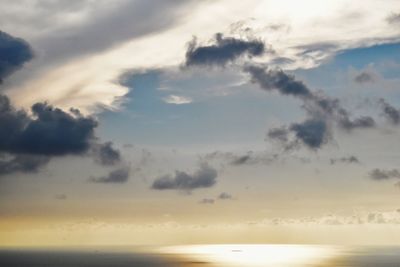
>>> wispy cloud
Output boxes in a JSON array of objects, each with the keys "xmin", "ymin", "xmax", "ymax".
[{"xmin": 162, "ymin": 95, "xmax": 192, "ymax": 105}]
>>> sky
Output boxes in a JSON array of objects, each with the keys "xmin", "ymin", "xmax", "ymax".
[{"xmin": 1, "ymin": 0, "xmax": 400, "ymax": 247}]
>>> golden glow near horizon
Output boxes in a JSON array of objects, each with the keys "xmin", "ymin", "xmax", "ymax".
[{"xmin": 163, "ymin": 244, "xmax": 338, "ymax": 267}]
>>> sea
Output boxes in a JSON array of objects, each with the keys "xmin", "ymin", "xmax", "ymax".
[{"xmin": 0, "ymin": 244, "xmax": 400, "ymax": 266}]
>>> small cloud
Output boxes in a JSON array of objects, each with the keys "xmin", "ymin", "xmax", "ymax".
[
  {"xmin": 93, "ymin": 142, "xmax": 121, "ymax": 166},
  {"xmin": 369, "ymin": 168, "xmax": 400, "ymax": 180},
  {"xmin": 205, "ymin": 150, "xmax": 279, "ymax": 166},
  {"xmin": 151, "ymin": 163, "xmax": 217, "ymax": 192},
  {"xmin": 218, "ymin": 192, "xmax": 233, "ymax": 200},
  {"xmin": 330, "ymin": 156, "xmax": 360, "ymax": 165},
  {"xmin": 89, "ymin": 167, "xmax": 130, "ymax": 184},
  {"xmin": 199, "ymin": 198, "xmax": 215, "ymax": 204},
  {"xmin": 354, "ymin": 71, "xmax": 375, "ymax": 84},
  {"xmin": 163, "ymin": 95, "xmax": 192, "ymax": 105},
  {"xmin": 379, "ymin": 98, "xmax": 400, "ymax": 125},
  {"xmin": 0, "ymin": 154, "xmax": 50, "ymax": 175}
]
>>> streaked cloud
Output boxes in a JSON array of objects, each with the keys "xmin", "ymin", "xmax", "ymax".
[{"xmin": 330, "ymin": 156, "xmax": 360, "ymax": 165}]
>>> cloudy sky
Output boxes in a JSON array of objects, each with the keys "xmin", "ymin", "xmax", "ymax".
[{"xmin": 1, "ymin": 0, "xmax": 400, "ymax": 246}]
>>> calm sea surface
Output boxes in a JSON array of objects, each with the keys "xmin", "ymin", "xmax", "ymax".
[{"xmin": 1, "ymin": 245, "xmax": 400, "ymax": 266}]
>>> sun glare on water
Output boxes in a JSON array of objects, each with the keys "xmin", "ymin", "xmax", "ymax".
[{"xmin": 164, "ymin": 244, "xmax": 338, "ymax": 267}]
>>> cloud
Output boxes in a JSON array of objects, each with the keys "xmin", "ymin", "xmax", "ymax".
[
  {"xmin": 204, "ymin": 150, "xmax": 279, "ymax": 166},
  {"xmin": 0, "ymin": 94, "xmax": 126, "ymax": 175},
  {"xmin": 0, "ymin": 32, "xmax": 126, "ymax": 176},
  {"xmin": 369, "ymin": 168, "xmax": 400, "ymax": 180},
  {"xmin": 185, "ymin": 33, "xmax": 265, "ymax": 67},
  {"xmin": 330, "ymin": 156, "xmax": 360, "ymax": 165},
  {"xmin": 0, "ymin": 31, "xmax": 33, "ymax": 82},
  {"xmin": 246, "ymin": 65, "xmax": 375, "ymax": 150},
  {"xmin": 337, "ymin": 111, "xmax": 376, "ymax": 131},
  {"xmin": 289, "ymin": 119, "xmax": 329, "ymax": 149},
  {"xmin": 267, "ymin": 127, "xmax": 289, "ymax": 143},
  {"xmin": 0, "ymin": 154, "xmax": 49, "ymax": 175},
  {"xmin": 244, "ymin": 65, "xmax": 311, "ymax": 98},
  {"xmin": 218, "ymin": 192, "xmax": 233, "ymax": 200},
  {"xmin": 354, "ymin": 71, "xmax": 375, "ymax": 84},
  {"xmin": 268, "ymin": 120, "xmax": 331, "ymax": 151},
  {"xmin": 151, "ymin": 163, "xmax": 217, "ymax": 191},
  {"xmin": 255, "ymin": 209, "xmax": 400, "ymax": 226},
  {"xmin": 199, "ymin": 198, "xmax": 215, "ymax": 204},
  {"xmin": 379, "ymin": 98, "xmax": 400, "ymax": 125},
  {"xmin": 0, "ymin": 0, "xmax": 194, "ymax": 70},
  {"xmin": 90, "ymin": 166, "xmax": 130, "ymax": 184},
  {"xmin": 0, "ymin": 95, "xmax": 97, "ymax": 156},
  {"xmin": 93, "ymin": 142, "xmax": 121, "ymax": 166},
  {"xmin": 230, "ymin": 155, "xmax": 252, "ymax": 165},
  {"xmin": 3, "ymin": 1, "xmax": 400, "ymax": 113},
  {"xmin": 387, "ymin": 12, "xmax": 400, "ymax": 24},
  {"xmin": 162, "ymin": 95, "xmax": 192, "ymax": 105}
]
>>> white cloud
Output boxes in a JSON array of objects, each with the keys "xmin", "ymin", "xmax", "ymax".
[
  {"xmin": 163, "ymin": 95, "xmax": 193, "ymax": 105},
  {"xmin": 2, "ymin": 0, "xmax": 400, "ymax": 113}
]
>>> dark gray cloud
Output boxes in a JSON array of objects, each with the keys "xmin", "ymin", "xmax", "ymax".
[
  {"xmin": 199, "ymin": 198, "xmax": 215, "ymax": 204},
  {"xmin": 387, "ymin": 13, "xmax": 400, "ymax": 24},
  {"xmin": 354, "ymin": 71, "xmax": 375, "ymax": 84},
  {"xmin": 330, "ymin": 156, "xmax": 360, "ymax": 165},
  {"xmin": 151, "ymin": 164, "xmax": 217, "ymax": 191},
  {"xmin": 379, "ymin": 98, "xmax": 400, "ymax": 125},
  {"xmin": 0, "ymin": 95, "xmax": 97, "ymax": 156},
  {"xmin": 369, "ymin": 168, "xmax": 400, "ymax": 180},
  {"xmin": 218, "ymin": 192, "xmax": 233, "ymax": 200},
  {"xmin": 0, "ymin": 94, "xmax": 125, "ymax": 175},
  {"xmin": 185, "ymin": 33, "xmax": 265, "ymax": 67},
  {"xmin": 267, "ymin": 127, "xmax": 289, "ymax": 143},
  {"xmin": 337, "ymin": 110, "xmax": 375, "ymax": 131},
  {"xmin": 0, "ymin": 154, "xmax": 49, "ymax": 175},
  {"xmin": 231, "ymin": 155, "xmax": 252, "ymax": 165},
  {"xmin": 93, "ymin": 142, "xmax": 121, "ymax": 166},
  {"xmin": 289, "ymin": 119, "xmax": 329, "ymax": 149},
  {"xmin": 0, "ymin": 31, "xmax": 33, "ymax": 82},
  {"xmin": 268, "ymin": 120, "xmax": 331, "ymax": 151},
  {"xmin": 0, "ymin": 32, "xmax": 124, "ymax": 176},
  {"xmin": 90, "ymin": 167, "xmax": 130, "ymax": 184},
  {"xmin": 244, "ymin": 65, "xmax": 312, "ymax": 98},
  {"xmin": 246, "ymin": 65, "xmax": 375, "ymax": 150}
]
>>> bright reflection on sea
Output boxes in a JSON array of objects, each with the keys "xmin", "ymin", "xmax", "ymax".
[{"xmin": 163, "ymin": 244, "xmax": 339, "ymax": 267}]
